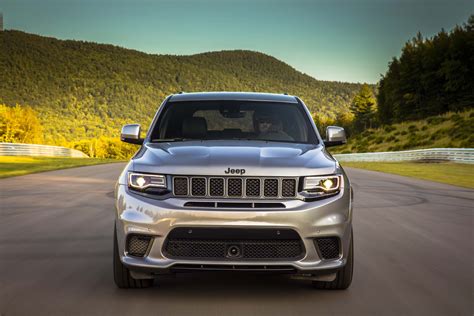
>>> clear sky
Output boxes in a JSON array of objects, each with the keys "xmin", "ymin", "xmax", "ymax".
[{"xmin": 1, "ymin": 0, "xmax": 472, "ymax": 83}]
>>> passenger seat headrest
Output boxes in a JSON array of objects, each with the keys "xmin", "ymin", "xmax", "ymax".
[{"xmin": 182, "ymin": 117, "xmax": 207, "ymax": 139}]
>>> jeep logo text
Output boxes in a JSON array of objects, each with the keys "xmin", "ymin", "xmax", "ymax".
[{"xmin": 224, "ymin": 168, "xmax": 246, "ymax": 175}]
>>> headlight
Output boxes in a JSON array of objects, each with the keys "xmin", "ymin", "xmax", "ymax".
[
  {"xmin": 303, "ymin": 175, "xmax": 341, "ymax": 198},
  {"xmin": 128, "ymin": 172, "xmax": 166, "ymax": 190}
]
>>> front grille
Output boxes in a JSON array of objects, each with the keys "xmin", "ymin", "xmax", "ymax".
[
  {"xmin": 264, "ymin": 179, "xmax": 278, "ymax": 197},
  {"xmin": 209, "ymin": 178, "xmax": 224, "ymax": 196},
  {"xmin": 126, "ymin": 235, "xmax": 152, "ymax": 257},
  {"xmin": 228, "ymin": 178, "xmax": 243, "ymax": 197},
  {"xmin": 282, "ymin": 179, "xmax": 297, "ymax": 197},
  {"xmin": 245, "ymin": 178, "xmax": 261, "ymax": 197},
  {"xmin": 315, "ymin": 237, "xmax": 340, "ymax": 259},
  {"xmin": 163, "ymin": 228, "xmax": 305, "ymax": 261},
  {"xmin": 172, "ymin": 176, "xmax": 298, "ymax": 199},
  {"xmin": 191, "ymin": 177, "xmax": 206, "ymax": 196},
  {"xmin": 173, "ymin": 177, "xmax": 188, "ymax": 196}
]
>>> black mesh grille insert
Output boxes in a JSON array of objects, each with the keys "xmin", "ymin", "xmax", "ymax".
[
  {"xmin": 242, "ymin": 240, "xmax": 303, "ymax": 259},
  {"xmin": 191, "ymin": 177, "xmax": 206, "ymax": 196},
  {"xmin": 164, "ymin": 228, "xmax": 305, "ymax": 261},
  {"xmin": 227, "ymin": 178, "xmax": 243, "ymax": 197},
  {"xmin": 166, "ymin": 239, "xmax": 226, "ymax": 258},
  {"xmin": 165, "ymin": 239, "xmax": 304, "ymax": 260},
  {"xmin": 127, "ymin": 235, "xmax": 152, "ymax": 257},
  {"xmin": 281, "ymin": 179, "xmax": 296, "ymax": 197},
  {"xmin": 315, "ymin": 237, "xmax": 340, "ymax": 259},
  {"xmin": 173, "ymin": 177, "xmax": 188, "ymax": 196},
  {"xmin": 245, "ymin": 178, "xmax": 261, "ymax": 197},
  {"xmin": 264, "ymin": 179, "xmax": 278, "ymax": 197},
  {"xmin": 209, "ymin": 178, "xmax": 224, "ymax": 196}
]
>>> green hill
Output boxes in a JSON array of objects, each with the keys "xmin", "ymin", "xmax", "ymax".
[
  {"xmin": 0, "ymin": 30, "xmax": 365, "ymax": 144},
  {"xmin": 331, "ymin": 109, "xmax": 474, "ymax": 154}
]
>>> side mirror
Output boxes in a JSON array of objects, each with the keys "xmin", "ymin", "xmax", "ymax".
[
  {"xmin": 324, "ymin": 126, "xmax": 347, "ymax": 147},
  {"xmin": 121, "ymin": 124, "xmax": 143, "ymax": 145}
]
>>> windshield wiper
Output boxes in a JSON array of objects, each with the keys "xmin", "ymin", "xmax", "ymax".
[{"xmin": 151, "ymin": 138, "xmax": 189, "ymax": 143}]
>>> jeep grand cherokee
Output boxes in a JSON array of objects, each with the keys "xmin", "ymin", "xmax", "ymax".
[{"xmin": 114, "ymin": 92, "xmax": 353, "ymax": 289}]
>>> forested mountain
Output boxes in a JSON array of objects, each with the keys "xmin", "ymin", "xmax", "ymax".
[
  {"xmin": 0, "ymin": 30, "xmax": 364, "ymax": 143},
  {"xmin": 377, "ymin": 16, "xmax": 474, "ymax": 124}
]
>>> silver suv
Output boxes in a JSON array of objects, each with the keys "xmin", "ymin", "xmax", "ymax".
[{"xmin": 114, "ymin": 92, "xmax": 353, "ymax": 289}]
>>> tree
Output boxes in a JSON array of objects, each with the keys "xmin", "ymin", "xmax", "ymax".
[
  {"xmin": 350, "ymin": 84, "xmax": 377, "ymax": 132},
  {"xmin": 0, "ymin": 104, "xmax": 44, "ymax": 143},
  {"xmin": 376, "ymin": 15, "xmax": 474, "ymax": 123}
]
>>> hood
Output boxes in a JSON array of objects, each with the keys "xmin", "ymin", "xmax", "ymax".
[{"xmin": 132, "ymin": 140, "xmax": 337, "ymax": 177}]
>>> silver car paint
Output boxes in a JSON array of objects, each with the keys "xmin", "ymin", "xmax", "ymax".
[
  {"xmin": 115, "ymin": 92, "xmax": 352, "ymax": 274},
  {"xmin": 126, "ymin": 141, "xmax": 337, "ymax": 178}
]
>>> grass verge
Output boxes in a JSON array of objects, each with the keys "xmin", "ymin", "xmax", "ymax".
[
  {"xmin": 341, "ymin": 161, "xmax": 474, "ymax": 189},
  {"xmin": 0, "ymin": 156, "xmax": 122, "ymax": 179}
]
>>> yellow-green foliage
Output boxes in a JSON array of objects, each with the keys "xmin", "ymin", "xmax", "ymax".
[
  {"xmin": 331, "ymin": 109, "xmax": 474, "ymax": 154},
  {"xmin": 0, "ymin": 104, "xmax": 44, "ymax": 143},
  {"xmin": 67, "ymin": 137, "xmax": 138, "ymax": 159},
  {"xmin": 0, "ymin": 103, "xmax": 137, "ymax": 159}
]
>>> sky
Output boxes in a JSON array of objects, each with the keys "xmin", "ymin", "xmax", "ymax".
[{"xmin": 1, "ymin": 0, "xmax": 472, "ymax": 83}]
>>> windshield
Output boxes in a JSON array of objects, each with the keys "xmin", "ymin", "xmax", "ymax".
[{"xmin": 150, "ymin": 101, "xmax": 318, "ymax": 144}]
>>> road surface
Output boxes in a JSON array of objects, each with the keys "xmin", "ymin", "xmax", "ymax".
[{"xmin": 0, "ymin": 163, "xmax": 472, "ymax": 315}]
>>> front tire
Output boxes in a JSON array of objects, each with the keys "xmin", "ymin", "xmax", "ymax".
[
  {"xmin": 313, "ymin": 229, "xmax": 354, "ymax": 290},
  {"xmin": 113, "ymin": 227, "xmax": 154, "ymax": 289}
]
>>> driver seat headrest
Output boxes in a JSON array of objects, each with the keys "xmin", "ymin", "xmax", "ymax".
[{"xmin": 182, "ymin": 117, "xmax": 207, "ymax": 139}]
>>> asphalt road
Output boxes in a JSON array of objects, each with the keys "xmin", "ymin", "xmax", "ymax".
[{"xmin": 0, "ymin": 163, "xmax": 472, "ymax": 315}]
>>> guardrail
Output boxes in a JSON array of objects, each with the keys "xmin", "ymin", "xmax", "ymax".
[
  {"xmin": 0, "ymin": 142, "xmax": 88, "ymax": 158},
  {"xmin": 334, "ymin": 148, "xmax": 474, "ymax": 164}
]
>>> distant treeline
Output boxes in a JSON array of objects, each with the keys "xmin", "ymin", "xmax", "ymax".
[{"xmin": 377, "ymin": 15, "xmax": 474, "ymax": 124}]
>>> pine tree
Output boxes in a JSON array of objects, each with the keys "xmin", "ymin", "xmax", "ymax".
[{"xmin": 350, "ymin": 84, "xmax": 377, "ymax": 132}]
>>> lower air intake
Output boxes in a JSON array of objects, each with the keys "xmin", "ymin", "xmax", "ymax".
[
  {"xmin": 127, "ymin": 235, "xmax": 152, "ymax": 257},
  {"xmin": 163, "ymin": 228, "xmax": 305, "ymax": 261},
  {"xmin": 314, "ymin": 237, "xmax": 340, "ymax": 259}
]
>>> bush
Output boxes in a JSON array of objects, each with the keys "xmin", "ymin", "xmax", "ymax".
[
  {"xmin": 451, "ymin": 113, "xmax": 462, "ymax": 122},
  {"xmin": 69, "ymin": 137, "xmax": 137, "ymax": 159},
  {"xmin": 0, "ymin": 104, "xmax": 44, "ymax": 143},
  {"xmin": 427, "ymin": 116, "xmax": 446, "ymax": 125},
  {"xmin": 384, "ymin": 125, "xmax": 395, "ymax": 132},
  {"xmin": 374, "ymin": 136, "xmax": 385, "ymax": 144}
]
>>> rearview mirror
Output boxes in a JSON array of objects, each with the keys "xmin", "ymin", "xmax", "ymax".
[
  {"xmin": 121, "ymin": 124, "xmax": 143, "ymax": 145},
  {"xmin": 324, "ymin": 126, "xmax": 347, "ymax": 147}
]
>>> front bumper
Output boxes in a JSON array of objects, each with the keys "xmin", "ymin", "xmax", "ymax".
[{"xmin": 115, "ymin": 180, "xmax": 352, "ymax": 274}]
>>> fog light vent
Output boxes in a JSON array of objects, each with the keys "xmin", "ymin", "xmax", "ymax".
[
  {"xmin": 315, "ymin": 237, "xmax": 340, "ymax": 259},
  {"xmin": 127, "ymin": 235, "xmax": 152, "ymax": 257}
]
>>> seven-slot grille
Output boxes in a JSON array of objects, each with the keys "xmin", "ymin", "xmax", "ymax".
[{"xmin": 172, "ymin": 176, "xmax": 297, "ymax": 199}]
